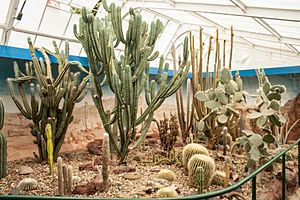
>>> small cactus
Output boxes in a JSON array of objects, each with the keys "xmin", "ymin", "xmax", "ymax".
[
  {"xmin": 102, "ymin": 133, "xmax": 110, "ymax": 190},
  {"xmin": 187, "ymin": 154, "xmax": 215, "ymax": 188},
  {"xmin": 57, "ymin": 157, "xmax": 63, "ymax": 195},
  {"xmin": 46, "ymin": 123, "xmax": 54, "ymax": 175},
  {"xmin": 157, "ymin": 169, "xmax": 175, "ymax": 181},
  {"xmin": 17, "ymin": 178, "xmax": 38, "ymax": 191},
  {"xmin": 67, "ymin": 165, "xmax": 73, "ymax": 193},
  {"xmin": 224, "ymin": 156, "xmax": 231, "ymax": 187},
  {"xmin": 196, "ymin": 166, "xmax": 204, "ymax": 194},
  {"xmin": 182, "ymin": 143, "xmax": 209, "ymax": 172},
  {"xmin": 211, "ymin": 171, "xmax": 226, "ymax": 186},
  {"xmin": 156, "ymin": 186, "xmax": 178, "ymax": 198},
  {"xmin": 57, "ymin": 157, "xmax": 73, "ymax": 196},
  {"xmin": 0, "ymin": 98, "xmax": 7, "ymax": 180}
]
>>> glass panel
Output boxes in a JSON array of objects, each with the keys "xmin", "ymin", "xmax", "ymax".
[
  {"xmin": 67, "ymin": 41, "xmax": 82, "ymax": 55},
  {"xmin": 242, "ymin": 0, "xmax": 300, "ymax": 9},
  {"xmin": 8, "ymin": 31, "xmax": 35, "ymax": 48},
  {"xmin": 174, "ymin": 0, "xmax": 233, "ymax": 5},
  {"xmin": 200, "ymin": 13, "xmax": 271, "ymax": 34},
  {"xmin": 140, "ymin": 10, "xmax": 155, "ymax": 23},
  {"xmin": 34, "ymin": 36, "xmax": 61, "ymax": 50},
  {"xmin": 15, "ymin": 0, "xmax": 47, "ymax": 31},
  {"xmin": 64, "ymin": 14, "xmax": 79, "ymax": 38},
  {"xmin": 264, "ymin": 19, "xmax": 300, "ymax": 38},
  {"xmin": 246, "ymin": 38, "xmax": 291, "ymax": 51},
  {"xmin": 295, "ymin": 45, "xmax": 300, "ymax": 52},
  {"xmin": 0, "ymin": 29, "xmax": 3, "ymax": 41},
  {"xmin": 38, "ymin": 6, "xmax": 71, "ymax": 36},
  {"xmin": 0, "ymin": 0, "xmax": 10, "ymax": 24},
  {"xmin": 80, "ymin": 48, "xmax": 86, "ymax": 57}
]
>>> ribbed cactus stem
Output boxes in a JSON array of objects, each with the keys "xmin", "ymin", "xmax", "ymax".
[
  {"xmin": 224, "ymin": 156, "xmax": 231, "ymax": 187},
  {"xmin": 46, "ymin": 124, "xmax": 54, "ymax": 175},
  {"xmin": 102, "ymin": 133, "xmax": 110, "ymax": 190},
  {"xmin": 57, "ymin": 157, "xmax": 64, "ymax": 196},
  {"xmin": 0, "ymin": 132, "xmax": 7, "ymax": 179},
  {"xmin": 67, "ymin": 165, "xmax": 73, "ymax": 194},
  {"xmin": 0, "ymin": 98, "xmax": 4, "ymax": 130},
  {"xmin": 196, "ymin": 166, "xmax": 204, "ymax": 194},
  {"xmin": 223, "ymin": 127, "xmax": 228, "ymax": 156},
  {"xmin": 62, "ymin": 164, "xmax": 68, "ymax": 195}
]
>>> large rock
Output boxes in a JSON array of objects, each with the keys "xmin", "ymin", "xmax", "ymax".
[
  {"xmin": 112, "ymin": 165, "xmax": 136, "ymax": 174},
  {"xmin": 87, "ymin": 139, "xmax": 103, "ymax": 155},
  {"xmin": 72, "ymin": 174, "xmax": 109, "ymax": 195},
  {"xmin": 283, "ymin": 93, "xmax": 300, "ymax": 143},
  {"xmin": 19, "ymin": 166, "xmax": 33, "ymax": 175},
  {"xmin": 78, "ymin": 162, "xmax": 98, "ymax": 172}
]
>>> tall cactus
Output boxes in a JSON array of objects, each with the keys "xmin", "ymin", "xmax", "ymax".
[
  {"xmin": 0, "ymin": 98, "xmax": 6, "ymax": 179},
  {"xmin": 46, "ymin": 123, "xmax": 54, "ymax": 175},
  {"xmin": 74, "ymin": 0, "xmax": 190, "ymax": 163},
  {"xmin": 7, "ymin": 40, "xmax": 89, "ymax": 161}
]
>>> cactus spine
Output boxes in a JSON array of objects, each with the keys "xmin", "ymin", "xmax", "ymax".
[
  {"xmin": 74, "ymin": 0, "xmax": 189, "ymax": 163},
  {"xmin": 182, "ymin": 143, "xmax": 209, "ymax": 172},
  {"xmin": 57, "ymin": 157, "xmax": 72, "ymax": 195},
  {"xmin": 0, "ymin": 98, "xmax": 6, "ymax": 180},
  {"xmin": 196, "ymin": 166, "xmax": 204, "ymax": 194},
  {"xmin": 7, "ymin": 40, "xmax": 89, "ymax": 161},
  {"xmin": 102, "ymin": 133, "xmax": 110, "ymax": 190},
  {"xmin": 46, "ymin": 124, "xmax": 54, "ymax": 175},
  {"xmin": 187, "ymin": 154, "xmax": 215, "ymax": 188}
]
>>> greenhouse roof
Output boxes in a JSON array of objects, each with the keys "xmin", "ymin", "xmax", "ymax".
[{"xmin": 0, "ymin": 0, "xmax": 300, "ymax": 71}]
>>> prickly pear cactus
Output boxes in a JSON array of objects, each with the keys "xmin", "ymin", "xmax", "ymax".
[
  {"xmin": 0, "ymin": 98, "xmax": 7, "ymax": 179},
  {"xmin": 182, "ymin": 143, "xmax": 209, "ymax": 172},
  {"xmin": 187, "ymin": 154, "xmax": 215, "ymax": 188}
]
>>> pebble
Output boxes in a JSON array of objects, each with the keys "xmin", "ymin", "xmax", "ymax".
[
  {"xmin": 19, "ymin": 166, "xmax": 34, "ymax": 175},
  {"xmin": 123, "ymin": 173, "xmax": 142, "ymax": 180}
]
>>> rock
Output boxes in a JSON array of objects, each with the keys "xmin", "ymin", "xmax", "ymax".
[
  {"xmin": 73, "ymin": 182, "xmax": 96, "ymax": 195},
  {"xmin": 93, "ymin": 156, "xmax": 102, "ymax": 165},
  {"xmin": 259, "ymin": 158, "xmax": 273, "ymax": 172},
  {"xmin": 87, "ymin": 139, "xmax": 103, "ymax": 155},
  {"xmin": 93, "ymin": 174, "xmax": 105, "ymax": 192},
  {"xmin": 145, "ymin": 178, "xmax": 179, "ymax": 195},
  {"xmin": 123, "ymin": 173, "xmax": 142, "ymax": 180},
  {"xmin": 19, "ymin": 166, "xmax": 33, "ymax": 175},
  {"xmin": 17, "ymin": 178, "xmax": 38, "ymax": 191},
  {"xmin": 132, "ymin": 155, "xmax": 142, "ymax": 162},
  {"xmin": 112, "ymin": 166, "xmax": 136, "ymax": 174},
  {"xmin": 8, "ymin": 187, "xmax": 24, "ymax": 195},
  {"xmin": 86, "ymin": 134, "xmax": 94, "ymax": 140},
  {"xmin": 79, "ymin": 163, "xmax": 98, "ymax": 172},
  {"xmin": 73, "ymin": 176, "xmax": 82, "ymax": 184},
  {"xmin": 150, "ymin": 166, "xmax": 161, "ymax": 172}
]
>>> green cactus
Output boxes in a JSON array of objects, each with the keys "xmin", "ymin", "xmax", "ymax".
[
  {"xmin": 211, "ymin": 170, "xmax": 226, "ymax": 186},
  {"xmin": 7, "ymin": 40, "xmax": 89, "ymax": 161},
  {"xmin": 188, "ymin": 154, "xmax": 215, "ymax": 188},
  {"xmin": 182, "ymin": 143, "xmax": 209, "ymax": 172},
  {"xmin": 102, "ymin": 133, "xmax": 110, "ymax": 190},
  {"xmin": 157, "ymin": 169, "xmax": 175, "ymax": 181},
  {"xmin": 46, "ymin": 124, "xmax": 54, "ymax": 175},
  {"xmin": 156, "ymin": 187, "xmax": 178, "ymax": 198},
  {"xmin": 224, "ymin": 156, "xmax": 231, "ymax": 187},
  {"xmin": 0, "ymin": 98, "xmax": 6, "ymax": 180},
  {"xmin": 196, "ymin": 166, "xmax": 204, "ymax": 194},
  {"xmin": 74, "ymin": 0, "xmax": 189, "ymax": 163}
]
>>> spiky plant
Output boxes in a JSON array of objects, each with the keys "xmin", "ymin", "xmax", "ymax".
[
  {"xmin": 74, "ymin": 0, "xmax": 189, "ymax": 163},
  {"xmin": 182, "ymin": 143, "xmax": 209, "ymax": 172},
  {"xmin": 0, "ymin": 98, "xmax": 6, "ymax": 180},
  {"xmin": 7, "ymin": 40, "xmax": 89, "ymax": 161}
]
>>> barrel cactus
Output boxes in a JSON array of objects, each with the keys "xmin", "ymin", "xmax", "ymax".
[
  {"xmin": 211, "ymin": 170, "xmax": 226, "ymax": 186},
  {"xmin": 187, "ymin": 154, "xmax": 215, "ymax": 188},
  {"xmin": 182, "ymin": 143, "xmax": 209, "ymax": 171},
  {"xmin": 157, "ymin": 169, "xmax": 175, "ymax": 181},
  {"xmin": 0, "ymin": 98, "xmax": 6, "ymax": 180},
  {"xmin": 156, "ymin": 187, "xmax": 178, "ymax": 198}
]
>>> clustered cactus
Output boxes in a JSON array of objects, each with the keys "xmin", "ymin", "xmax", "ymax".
[
  {"xmin": 0, "ymin": 98, "xmax": 7, "ymax": 180},
  {"xmin": 156, "ymin": 113, "xmax": 179, "ymax": 156},
  {"xmin": 182, "ymin": 143, "xmax": 209, "ymax": 172},
  {"xmin": 74, "ymin": 0, "xmax": 190, "ymax": 163},
  {"xmin": 7, "ymin": 40, "xmax": 89, "ymax": 161},
  {"xmin": 57, "ymin": 157, "xmax": 73, "ymax": 196}
]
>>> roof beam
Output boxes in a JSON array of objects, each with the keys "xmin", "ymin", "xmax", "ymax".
[
  {"xmin": 125, "ymin": 0, "xmax": 300, "ymax": 22},
  {"xmin": 253, "ymin": 18, "xmax": 281, "ymax": 39},
  {"xmin": 230, "ymin": 0, "xmax": 246, "ymax": 13},
  {"xmin": 186, "ymin": 11, "xmax": 225, "ymax": 31},
  {"xmin": 1, "ymin": 0, "xmax": 20, "ymax": 45}
]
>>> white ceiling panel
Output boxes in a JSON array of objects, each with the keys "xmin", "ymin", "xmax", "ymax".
[{"xmin": 8, "ymin": 31, "xmax": 35, "ymax": 48}]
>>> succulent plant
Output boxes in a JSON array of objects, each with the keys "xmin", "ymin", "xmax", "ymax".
[
  {"xmin": 187, "ymin": 154, "xmax": 215, "ymax": 188},
  {"xmin": 182, "ymin": 143, "xmax": 209, "ymax": 172},
  {"xmin": 157, "ymin": 169, "xmax": 175, "ymax": 181},
  {"xmin": 211, "ymin": 171, "xmax": 226, "ymax": 186},
  {"xmin": 0, "ymin": 98, "xmax": 6, "ymax": 180},
  {"xmin": 102, "ymin": 133, "xmax": 110, "ymax": 190},
  {"xmin": 74, "ymin": 0, "xmax": 189, "ymax": 163},
  {"xmin": 7, "ymin": 40, "xmax": 89, "ymax": 161},
  {"xmin": 224, "ymin": 156, "xmax": 231, "ymax": 187},
  {"xmin": 57, "ymin": 157, "xmax": 73, "ymax": 195},
  {"xmin": 156, "ymin": 186, "xmax": 178, "ymax": 198},
  {"xmin": 57, "ymin": 157, "xmax": 64, "ymax": 195},
  {"xmin": 196, "ymin": 166, "xmax": 204, "ymax": 194},
  {"xmin": 46, "ymin": 124, "xmax": 54, "ymax": 175},
  {"xmin": 17, "ymin": 178, "xmax": 38, "ymax": 191}
]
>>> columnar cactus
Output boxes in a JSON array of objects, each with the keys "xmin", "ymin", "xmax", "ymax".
[
  {"xmin": 187, "ymin": 154, "xmax": 215, "ymax": 188},
  {"xmin": 46, "ymin": 124, "xmax": 54, "ymax": 175},
  {"xmin": 67, "ymin": 165, "xmax": 73, "ymax": 194},
  {"xmin": 0, "ymin": 98, "xmax": 6, "ymax": 180},
  {"xmin": 57, "ymin": 157, "xmax": 64, "ymax": 195},
  {"xmin": 102, "ymin": 133, "xmax": 110, "ymax": 190},
  {"xmin": 74, "ymin": 0, "xmax": 190, "ymax": 163},
  {"xmin": 182, "ymin": 143, "xmax": 209, "ymax": 171},
  {"xmin": 196, "ymin": 166, "xmax": 204, "ymax": 194},
  {"xmin": 57, "ymin": 157, "xmax": 73, "ymax": 195},
  {"xmin": 224, "ymin": 156, "xmax": 231, "ymax": 187},
  {"xmin": 7, "ymin": 40, "xmax": 89, "ymax": 161}
]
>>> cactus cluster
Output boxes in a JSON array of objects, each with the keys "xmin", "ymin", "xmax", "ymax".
[
  {"xmin": 74, "ymin": 0, "xmax": 190, "ymax": 163},
  {"xmin": 57, "ymin": 157, "xmax": 73, "ymax": 196},
  {"xmin": 156, "ymin": 113, "xmax": 179, "ymax": 156},
  {"xmin": 182, "ymin": 143, "xmax": 209, "ymax": 171},
  {"xmin": 7, "ymin": 40, "xmax": 89, "ymax": 161},
  {"xmin": 187, "ymin": 154, "xmax": 215, "ymax": 188},
  {"xmin": 157, "ymin": 169, "xmax": 175, "ymax": 181},
  {"xmin": 0, "ymin": 98, "xmax": 6, "ymax": 179},
  {"xmin": 196, "ymin": 68, "xmax": 244, "ymax": 148}
]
